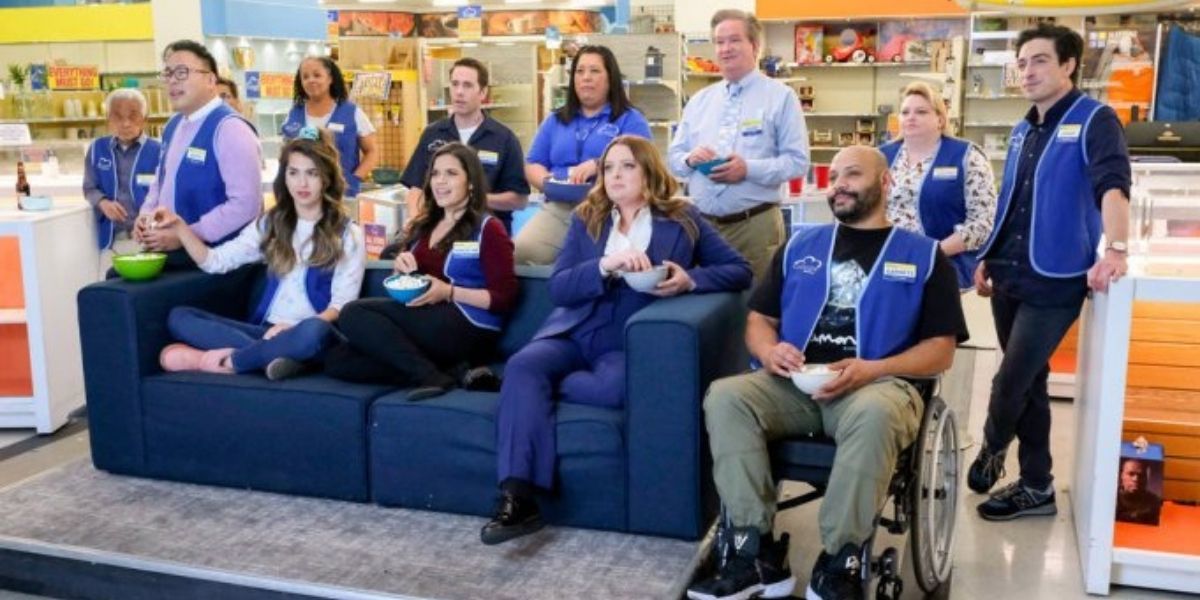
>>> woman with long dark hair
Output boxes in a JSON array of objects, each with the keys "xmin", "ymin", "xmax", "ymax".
[
  {"xmin": 482, "ymin": 136, "xmax": 751, "ymax": 544},
  {"xmin": 325, "ymin": 142, "xmax": 518, "ymax": 399},
  {"xmin": 157, "ymin": 126, "xmax": 365, "ymax": 380},
  {"xmin": 514, "ymin": 45, "xmax": 652, "ymax": 265},
  {"xmin": 282, "ymin": 56, "xmax": 379, "ymax": 197}
]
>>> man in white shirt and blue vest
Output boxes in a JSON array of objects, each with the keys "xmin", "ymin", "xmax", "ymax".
[
  {"xmin": 688, "ymin": 146, "xmax": 966, "ymax": 600},
  {"xmin": 968, "ymin": 24, "xmax": 1132, "ymax": 521},
  {"xmin": 669, "ymin": 9, "xmax": 810, "ymax": 281}
]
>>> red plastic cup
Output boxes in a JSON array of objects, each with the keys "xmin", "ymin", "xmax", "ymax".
[
  {"xmin": 814, "ymin": 164, "xmax": 830, "ymax": 189},
  {"xmin": 788, "ymin": 178, "xmax": 804, "ymax": 196}
]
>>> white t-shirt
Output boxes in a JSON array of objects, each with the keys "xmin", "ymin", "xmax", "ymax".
[
  {"xmin": 304, "ymin": 106, "xmax": 377, "ymax": 137},
  {"xmin": 199, "ymin": 216, "xmax": 367, "ymax": 325},
  {"xmin": 458, "ymin": 126, "xmax": 478, "ymax": 144}
]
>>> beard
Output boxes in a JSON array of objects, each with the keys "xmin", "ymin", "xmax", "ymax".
[{"xmin": 827, "ymin": 186, "xmax": 882, "ymax": 224}]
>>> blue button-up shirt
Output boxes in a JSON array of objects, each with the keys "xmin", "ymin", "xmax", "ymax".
[
  {"xmin": 526, "ymin": 103, "xmax": 652, "ymax": 184},
  {"xmin": 82, "ymin": 134, "xmax": 148, "ymax": 234},
  {"xmin": 669, "ymin": 70, "xmax": 810, "ymax": 217},
  {"xmin": 986, "ymin": 89, "xmax": 1131, "ymax": 305}
]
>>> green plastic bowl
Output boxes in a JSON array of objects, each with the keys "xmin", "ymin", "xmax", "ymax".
[
  {"xmin": 112, "ymin": 252, "xmax": 167, "ymax": 281},
  {"xmin": 372, "ymin": 168, "xmax": 403, "ymax": 185}
]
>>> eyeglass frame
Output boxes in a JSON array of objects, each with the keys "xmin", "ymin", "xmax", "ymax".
[{"xmin": 159, "ymin": 65, "xmax": 214, "ymax": 83}]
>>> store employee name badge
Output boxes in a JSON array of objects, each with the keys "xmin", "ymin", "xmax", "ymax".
[
  {"xmin": 741, "ymin": 111, "xmax": 765, "ymax": 136},
  {"xmin": 932, "ymin": 167, "xmax": 958, "ymax": 180},
  {"xmin": 1057, "ymin": 124, "xmax": 1082, "ymax": 143},
  {"xmin": 136, "ymin": 174, "xmax": 155, "ymax": 187},
  {"xmin": 186, "ymin": 147, "xmax": 207, "ymax": 164},
  {"xmin": 328, "ymin": 122, "xmax": 345, "ymax": 134},
  {"xmin": 477, "ymin": 150, "xmax": 499, "ymax": 166},
  {"xmin": 882, "ymin": 261, "xmax": 917, "ymax": 283},
  {"xmin": 452, "ymin": 241, "xmax": 480, "ymax": 257}
]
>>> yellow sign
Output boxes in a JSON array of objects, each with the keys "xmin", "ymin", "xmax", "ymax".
[
  {"xmin": 260, "ymin": 73, "xmax": 294, "ymax": 99},
  {"xmin": 457, "ymin": 5, "xmax": 483, "ymax": 41},
  {"xmin": 351, "ymin": 72, "xmax": 392, "ymax": 102},
  {"xmin": 47, "ymin": 65, "xmax": 100, "ymax": 90}
]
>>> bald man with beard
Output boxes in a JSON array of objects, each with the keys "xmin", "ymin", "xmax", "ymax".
[{"xmin": 688, "ymin": 147, "xmax": 968, "ymax": 600}]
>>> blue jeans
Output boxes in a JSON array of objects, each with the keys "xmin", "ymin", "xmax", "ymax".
[
  {"xmin": 167, "ymin": 306, "xmax": 337, "ymax": 373},
  {"xmin": 982, "ymin": 288, "xmax": 1084, "ymax": 489},
  {"xmin": 495, "ymin": 336, "xmax": 625, "ymax": 490}
]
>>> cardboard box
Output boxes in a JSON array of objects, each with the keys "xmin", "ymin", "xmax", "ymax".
[{"xmin": 1117, "ymin": 440, "xmax": 1165, "ymax": 526}]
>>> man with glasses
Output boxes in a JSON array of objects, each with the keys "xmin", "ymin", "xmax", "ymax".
[{"xmin": 136, "ymin": 39, "xmax": 262, "ymax": 264}]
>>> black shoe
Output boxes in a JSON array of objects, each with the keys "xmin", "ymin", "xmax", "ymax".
[
  {"xmin": 462, "ymin": 366, "xmax": 502, "ymax": 392},
  {"xmin": 480, "ymin": 493, "xmax": 543, "ymax": 545},
  {"xmin": 406, "ymin": 374, "xmax": 454, "ymax": 402},
  {"xmin": 977, "ymin": 481, "xmax": 1057, "ymax": 521},
  {"xmin": 805, "ymin": 544, "xmax": 863, "ymax": 600},
  {"xmin": 686, "ymin": 528, "xmax": 794, "ymax": 600},
  {"xmin": 967, "ymin": 446, "xmax": 1007, "ymax": 494},
  {"xmin": 265, "ymin": 357, "xmax": 308, "ymax": 381}
]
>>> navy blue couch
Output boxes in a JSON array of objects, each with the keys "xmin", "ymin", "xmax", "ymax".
[{"xmin": 77, "ymin": 264, "xmax": 748, "ymax": 539}]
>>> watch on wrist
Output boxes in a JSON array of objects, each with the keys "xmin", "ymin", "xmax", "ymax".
[{"xmin": 1106, "ymin": 241, "xmax": 1129, "ymax": 254}]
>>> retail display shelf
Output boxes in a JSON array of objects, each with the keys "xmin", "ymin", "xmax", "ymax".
[
  {"xmin": 803, "ymin": 112, "xmax": 880, "ymax": 118},
  {"xmin": 971, "ymin": 30, "xmax": 1021, "ymax": 40},
  {"xmin": 967, "ymin": 63, "xmax": 1008, "ymax": 68},
  {"xmin": 965, "ymin": 93, "xmax": 1025, "ymax": 99},
  {"xmin": 0, "ymin": 309, "xmax": 26, "ymax": 325},
  {"xmin": 0, "ymin": 113, "xmax": 172, "ymax": 125},
  {"xmin": 427, "ymin": 103, "xmax": 519, "ymax": 111},
  {"xmin": 964, "ymin": 122, "xmax": 1014, "ymax": 128},
  {"xmin": 795, "ymin": 61, "xmax": 931, "ymax": 69},
  {"xmin": 810, "ymin": 146, "xmax": 845, "ymax": 151}
]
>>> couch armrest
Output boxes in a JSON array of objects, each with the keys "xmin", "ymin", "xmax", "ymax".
[
  {"xmin": 78, "ymin": 265, "xmax": 262, "ymax": 474},
  {"xmin": 624, "ymin": 291, "xmax": 747, "ymax": 538}
]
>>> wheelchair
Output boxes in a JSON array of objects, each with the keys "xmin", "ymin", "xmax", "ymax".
[{"xmin": 769, "ymin": 378, "xmax": 960, "ymax": 599}]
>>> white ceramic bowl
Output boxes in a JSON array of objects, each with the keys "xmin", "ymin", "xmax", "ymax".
[
  {"xmin": 621, "ymin": 265, "xmax": 669, "ymax": 293},
  {"xmin": 790, "ymin": 364, "xmax": 838, "ymax": 395}
]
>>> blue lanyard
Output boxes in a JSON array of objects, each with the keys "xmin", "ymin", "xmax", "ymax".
[{"xmin": 574, "ymin": 115, "xmax": 606, "ymax": 165}]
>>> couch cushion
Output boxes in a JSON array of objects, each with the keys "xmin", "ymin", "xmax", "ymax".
[
  {"xmin": 370, "ymin": 389, "xmax": 628, "ymax": 531},
  {"xmin": 141, "ymin": 373, "xmax": 392, "ymax": 502}
]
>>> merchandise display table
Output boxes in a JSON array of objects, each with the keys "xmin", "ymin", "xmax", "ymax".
[
  {"xmin": 1071, "ymin": 263, "xmax": 1200, "ymax": 595},
  {"xmin": 0, "ymin": 198, "xmax": 96, "ymax": 433}
]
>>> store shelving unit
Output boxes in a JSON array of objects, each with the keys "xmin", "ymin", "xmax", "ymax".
[
  {"xmin": 424, "ymin": 41, "xmax": 541, "ymax": 152},
  {"xmin": 593, "ymin": 32, "xmax": 685, "ymax": 158}
]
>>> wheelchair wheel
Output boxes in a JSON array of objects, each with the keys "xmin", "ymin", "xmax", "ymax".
[{"xmin": 910, "ymin": 395, "xmax": 959, "ymax": 593}]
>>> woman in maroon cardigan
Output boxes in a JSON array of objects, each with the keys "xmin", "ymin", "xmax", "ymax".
[{"xmin": 324, "ymin": 143, "xmax": 517, "ymax": 400}]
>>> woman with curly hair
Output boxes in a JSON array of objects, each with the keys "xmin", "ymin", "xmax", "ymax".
[{"xmin": 481, "ymin": 135, "xmax": 752, "ymax": 545}]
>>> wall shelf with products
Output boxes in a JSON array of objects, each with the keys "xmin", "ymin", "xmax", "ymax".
[{"xmin": 424, "ymin": 40, "xmax": 540, "ymax": 153}]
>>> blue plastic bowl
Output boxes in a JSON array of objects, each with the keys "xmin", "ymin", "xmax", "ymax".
[
  {"xmin": 695, "ymin": 157, "xmax": 730, "ymax": 176},
  {"xmin": 383, "ymin": 274, "xmax": 431, "ymax": 304},
  {"xmin": 543, "ymin": 179, "xmax": 593, "ymax": 203}
]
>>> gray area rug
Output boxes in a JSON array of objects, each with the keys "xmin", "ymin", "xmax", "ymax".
[{"xmin": 0, "ymin": 460, "xmax": 700, "ymax": 599}]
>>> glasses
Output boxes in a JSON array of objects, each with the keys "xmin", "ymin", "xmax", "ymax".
[{"xmin": 159, "ymin": 65, "xmax": 212, "ymax": 82}]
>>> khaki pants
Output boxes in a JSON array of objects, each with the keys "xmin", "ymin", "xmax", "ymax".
[
  {"xmin": 514, "ymin": 201, "xmax": 574, "ymax": 266},
  {"xmin": 703, "ymin": 369, "xmax": 921, "ymax": 554},
  {"xmin": 711, "ymin": 205, "xmax": 785, "ymax": 283},
  {"xmin": 99, "ymin": 232, "xmax": 141, "ymax": 281}
]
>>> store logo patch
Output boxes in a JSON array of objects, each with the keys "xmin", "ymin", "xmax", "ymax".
[{"xmin": 792, "ymin": 255, "xmax": 821, "ymax": 275}]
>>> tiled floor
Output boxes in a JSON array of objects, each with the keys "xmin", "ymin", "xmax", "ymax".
[{"xmin": 0, "ymin": 293, "xmax": 1193, "ymax": 598}]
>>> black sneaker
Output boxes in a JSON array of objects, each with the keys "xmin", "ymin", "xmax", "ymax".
[
  {"xmin": 967, "ymin": 446, "xmax": 1007, "ymax": 494},
  {"xmin": 686, "ymin": 528, "xmax": 794, "ymax": 600},
  {"xmin": 265, "ymin": 357, "xmax": 308, "ymax": 381},
  {"xmin": 805, "ymin": 544, "xmax": 863, "ymax": 600},
  {"xmin": 480, "ymin": 493, "xmax": 543, "ymax": 545},
  {"xmin": 977, "ymin": 481, "xmax": 1057, "ymax": 521}
]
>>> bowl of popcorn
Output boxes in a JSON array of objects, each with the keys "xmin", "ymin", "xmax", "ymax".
[
  {"xmin": 620, "ymin": 265, "xmax": 669, "ymax": 293},
  {"xmin": 790, "ymin": 364, "xmax": 839, "ymax": 395},
  {"xmin": 383, "ymin": 274, "xmax": 431, "ymax": 304},
  {"xmin": 112, "ymin": 252, "xmax": 168, "ymax": 281}
]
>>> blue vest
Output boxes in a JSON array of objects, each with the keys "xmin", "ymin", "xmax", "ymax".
[
  {"xmin": 780, "ymin": 225, "xmax": 936, "ymax": 360},
  {"xmin": 977, "ymin": 95, "xmax": 1105, "ymax": 277},
  {"xmin": 282, "ymin": 101, "xmax": 361, "ymax": 196},
  {"xmin": 442, "ymin": 215, "xmax": 504, "ymax": 331},
  {"xmin": 159, "ymin": 103, "xmax": 252, "ymax": 244},
  {"xmin": 880, "ymin": 136, "xmax": 976, "ymax": 289},
  {"xmin": 89, "ymin": 135, "xmax": 162, "ymax": 250},
  {"xmin": 247, "ymin": 218, "xmax": 342, "ymax": 325}
]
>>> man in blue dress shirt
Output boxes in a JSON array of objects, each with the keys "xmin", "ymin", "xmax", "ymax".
[{"xmin": 669, "ymin": 9, "xmax": 810, "ymax": 280}]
